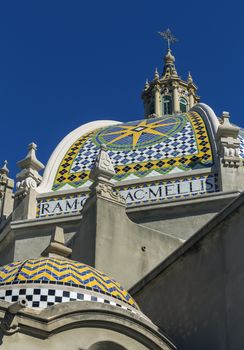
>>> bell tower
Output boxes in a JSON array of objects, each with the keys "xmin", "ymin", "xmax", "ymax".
[{"xmin": 142, "ymin": 29, "xmax": 199, "ymax": 118}]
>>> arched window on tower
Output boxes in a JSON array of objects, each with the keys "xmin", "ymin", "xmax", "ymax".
[
  {"xmin": 162, "ymin": 95, "xmax": 172, "ymax": 115},
  {"xmin": 179, "ymin": 97, "xmax": 188, "ymax": 113},
  {"xmin": 149, "ymin": 100, "xmax": 154, "ymax": 115}
]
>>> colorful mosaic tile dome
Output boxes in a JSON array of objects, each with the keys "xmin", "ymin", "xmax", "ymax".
[
  {"xmin": 0, "ymin": 258, "xmax": 138, "ymax": 311},
  {"xmin": 239, "ymin": 128, "xmax": 244, "ymax": 160},
  {"xmin": 53, "ymin": 111, "xmax": 214, "ymax": 191}
]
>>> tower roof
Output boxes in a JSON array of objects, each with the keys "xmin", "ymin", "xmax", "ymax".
[{"xmin": 162, "ymin": 48, "xmax": 178, "ymax": 80}]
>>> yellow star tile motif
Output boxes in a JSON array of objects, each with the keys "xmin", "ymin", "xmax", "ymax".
[
  {"xmin": 52, "ymin": 112, "xmax": 214, "ymax": 191},
  {"xmin": 103, "ymin": 119, "xmax": 179, "ymax": 148}
]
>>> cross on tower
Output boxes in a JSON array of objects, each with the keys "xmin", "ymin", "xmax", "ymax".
[{"xmin": 158, "ymin": 28, "xmax": 178, "ymax": 50}]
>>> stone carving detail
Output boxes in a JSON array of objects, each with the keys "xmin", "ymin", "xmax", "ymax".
[
  {"xmin": 90, "ymin": 144, "xmax": 115, "ymax": 181},
  {"xmin": 15, "ymin": 143, "xmax": 44, "ymax": 197},
  {"xmin": 90, "ymin": 145, "xmax": 125, "ymax": 205},
  {"xmin": 16, "ymin": 176, "xmax": 37, "ymax": 190},
  {"xmin": 221, "ymin": 144, "xmax": 240, "ymax": 158},
  {"xmin": 97, "ymin": 144, "xmax": 115, "ymax": 174},
  {"xmin": 0, "ymin": 161, "xmax": 9, "ymax": 193},
  {"xmin": 217, "ymin": 111, "xmax": 241, "ymax": 168},
  {"xmin": 95, "ymin": 182, "xmax": 125, "ymax": 204},
  {"xmin": 0, "ymin": 160, "xmax": 14, "ymax": 221},
  {"xmin": 154, "ymin": 68, "xmax": 160, "ymax": 80},
  {"xmin": 0, "ymin": 299, "xmax": 27, "ymax": 335},
  {"xmin": 0, "ymin": 160, "xmax": 9, "ymax": 178}
]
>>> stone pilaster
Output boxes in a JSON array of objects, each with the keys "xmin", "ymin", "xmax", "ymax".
[
  {"xmin": 172, "ymin": 82, "xmax": 179, "ymax": 113},
  {"xmin": 154, "ymin": 85, "xmax": 161, "ymax": 117},
  {"xmin": 217, "ymin": 111, "xmax": 244, "ymax": 191},
  {"xmin": 71, "ymin": 144, "xmax": 125, "ymax": 267},
  {"xmin": 0, "ymin": 161, "xmax": 14, "ymax": 225},
  {"xmin": 188, "ymin": 89, "xmax": 195, "ymax": 109},
  {"xmin": 13, "ymin": 143, "xmax": 44, "ymax": 220},
  {"xmin": 89, "ymin": 144, "xmax": 125, "ymax": 205}
]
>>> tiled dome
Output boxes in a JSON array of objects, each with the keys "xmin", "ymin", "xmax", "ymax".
[
  {"xmin": 52, "ymin": 111, "xmax": 214, "ymax": 191},
  {"xmin": 0, "ymin": 258, "xmax": 139, "ymax": 312}
]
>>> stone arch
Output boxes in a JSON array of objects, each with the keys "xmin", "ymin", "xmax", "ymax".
[
  {"xmin": 179, "ymin": 97, "xmax": 188, "ymax": 112},
  {"xmin": 162, "ymin": 95, "xmax": 172, "ymax": 115},
  {"xmin": 88, "ymin": 341, "xmax": 127, "ymax": 350}
]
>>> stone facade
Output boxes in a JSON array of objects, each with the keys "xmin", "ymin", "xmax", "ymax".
[{"xmin": 0, "ymin": 38, "xmax": 244, "ymax": 349}]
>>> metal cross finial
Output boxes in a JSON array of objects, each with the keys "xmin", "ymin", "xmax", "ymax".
[{"xmin": 158, "ymin": 28, "xmax": 178, "ymax": 50}]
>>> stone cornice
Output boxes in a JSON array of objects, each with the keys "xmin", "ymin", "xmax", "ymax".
[{"xmin": 0, "ymin": 301, "xmax": 176, "ymax": 349}]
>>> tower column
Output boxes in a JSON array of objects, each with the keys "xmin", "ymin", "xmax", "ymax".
[
  {"xmin": 172, "ymin": 83, "xmax": 179, "ymax": 113},
  {"xmin": 187, "ymin": 73, "xmax": 197, "ymax": 109},
  {"xmin": 154, "ymin": 86, "xmax": 161, "ymax": 117},
  {"xmin": 189, "ymin": 91, "xmax": 195, "ymax": 108}
]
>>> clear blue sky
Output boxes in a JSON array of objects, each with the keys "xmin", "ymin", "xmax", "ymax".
[{"xmin": 0, "ymin": 0, "xmax": 243, "ymax": 176}]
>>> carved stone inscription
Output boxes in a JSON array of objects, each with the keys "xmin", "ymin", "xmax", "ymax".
[
  {"xmin": 38, "ymin": 175, "xmax": 217, "ymax": 217},
  {"xmin": 120, "ymin": 176, "xmax": 216, "ymax": 205}
]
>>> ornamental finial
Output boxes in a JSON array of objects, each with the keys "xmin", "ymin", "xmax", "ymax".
[
  {"xmin": 158, "ymin": 28, "xmax": 178, "ymax": 50},
  {"xmin": 154, "ymin": 67, "xmax": 159, "ymax": 80},
  {"xmin": 0, "ymin": 160, "xmax": 9, "ymax": 176},
  {"xmin": 144, "ymin": 79, "xmax": 149, "ymax": 90},
  {"xmin": 188, "ymin": 71, "xmax": 193, "ymax": 83},
  {"xmin": 41, "ymin": 226, "xmax": 72, "ymax": 259}
]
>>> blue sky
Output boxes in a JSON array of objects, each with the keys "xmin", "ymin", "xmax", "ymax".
[{"xmin": 0, "ymin": 0, "xmax": 243, "ymax": 176}]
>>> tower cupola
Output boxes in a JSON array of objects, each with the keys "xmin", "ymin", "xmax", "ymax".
[{"xmin": 142, "ymin": 29, "xmax": 199, "ymax": 118}]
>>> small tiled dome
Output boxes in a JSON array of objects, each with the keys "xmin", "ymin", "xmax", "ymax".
[{"xmin": 0, "ymin": 257, "xmax": 139, "ymax": 313}]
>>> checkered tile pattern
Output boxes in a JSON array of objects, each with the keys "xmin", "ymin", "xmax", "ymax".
[
  {"xmin": 0, "ymin": 286, "xmax": 139, "ymax": 315},
  {"xmin": 53, "ymin": 112, "xmax": 214, "ymax": 191},
  {"xmin": 0, "ymin": 258, "xmax": 137, "ymax": 309},
  {"xmin": 70, "ymin": 138, "xmax": 99, "ymax": 173},
  {"xmin": 70, "ymin": 120, "xmax": 196, "ymax": 173},
  {"xmin": 239, "ymin": 130, "xmax": 244, "ymax": 160}
]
